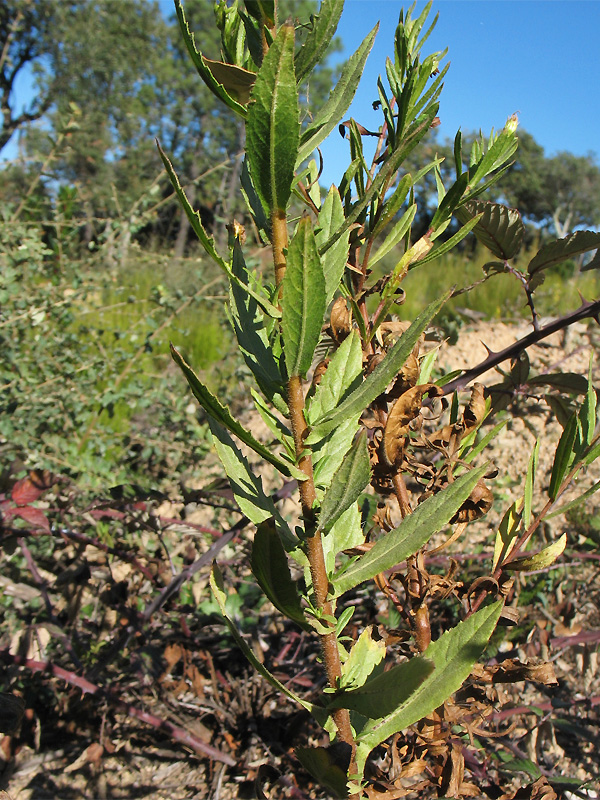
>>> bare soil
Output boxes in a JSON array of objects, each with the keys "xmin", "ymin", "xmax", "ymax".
[{"xmin": 2, "ymin": 320, "xmax": 600, "ymax": 800}]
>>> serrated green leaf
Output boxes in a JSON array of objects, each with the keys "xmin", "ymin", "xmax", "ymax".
[
  {"xmin": 353, "ymin": 601, "xmax": 503, "ymax": 782},
  {"xmin": 322, "ymin": 104, "xmax": 438, "ymax": 253},
  {"xmin": 251, "ymin": 520, "xmax": 309, "ymax": 629},
  {"xmin": 306, "ymin": 292, "xmax": 449, "ymax": 444},
  {"xmin": 295, "ymin": 747, "xmax": 349, "ymax": 799},
  {"xmin": 333, "ymin": 464, "xmax": 488, "ymax": 596},
  {"xmin": 315, "ymin": 186, "xmax": 350, "ymax": 305},
  {"xmin": 313, "ymin": 417, "xmax": 361, "ymax": 491},
  {"xmin": 460, "ymin": 420, "xmax": 507, "ymax": 465},
  {"xmin": 306, "ymin": 331, "xmax": 363, "ymax": 424},
  {"xmin": 282, "ymin": 217, "xmax": 326, "ymax": 377},
  {"xmin": 172, "ymin": 346, "xmax": 303, "ymax": 481},
  {"xmin": 246, "ymin": 24, "xmax": 299, "ymax": 211},
  {"xmin": 504, "ymin": 533, "xmax": 567, "ymax": 571},
  {"xmin": 209, "ymin": 418, "xmax": 279, "ymax": 522},
  {"xmin": 296, "ymin": 25, "xmax": 378, "ymax": 167},
  {"xmin": 240, "ymin": 157, "xmax": 271, "ymax": 242},
  {"xmin": 175, "ymin": 0, "xmax": 249, "ymax": 117},
  {"xmin": 454, "ymin": 200, "xmax": 524, "ymax": 260},
  {"xmin": 548, "ymin": 413, "xmax": 578, "ymax": 500},
  {"xmin": 229, "ymin": 242, "xmax": 287, "ymax": 410},
  {"xmin": 159, "ymin": 145, "xmax": 279, "ymax": 318},
  {"xmin": 528, "ymin": 230, "xmax": 600, "ymax": 285},
  {"xmin": 369, "ymin": 174, "xmax": 413, "ymax": 239},
  {"xmin": 328, "ymin": 655, "xmax": 434, "ymax": 719},
  {"xmin": 294, "ymin": 0, "xmax": 344, "ymax": 84},
  {"xmin": 340, "ymin": 626, "xmax": 386, "ymax": 688},
  {"xmin": 317, "ymin": 431, "xmax": 371, "ymax": 532},
  {"xmin": 322, "ymin": 503, "xmax": 364, "ymax": 576},
  {"xmin": 210, "ymin": 564, "xmax": 326, "ymax": 722},
  {"xmin": 245, "ymin": 0, "xmax": 274, "ymax": 26},
  {"xmin": 420, "ymin": 212, "xmax": 482, "ymax": 262},
  {"xmin": 492, "ymin": 498, "xmax": 523, "ymax": 573}
]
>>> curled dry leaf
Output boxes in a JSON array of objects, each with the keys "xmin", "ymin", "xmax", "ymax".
[
  {"xmin": 383, "ymin": 384, "xmax": 443, "ymax": 467},
  {"xmin": 463, "ymin": 383, "xmax": 486, "ymax": 432},
  {"xmin": 451, "ymin": 479, "xmax": 493, "ymax": 523},
  {"xmin": 310, "ymin": 359, "xmax": 329, "ymax": 391},
  {"xmin": 471, "ymin": 659, "xmax": 558, "ymax": 685},
  {"xmin": 330, "ymin": 296, "xmax": 351, "ymax": 342}
]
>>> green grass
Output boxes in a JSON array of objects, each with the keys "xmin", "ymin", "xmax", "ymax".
[{"xmin": 381, "ymin": 244, "xmax": 600, "ymax": 323}]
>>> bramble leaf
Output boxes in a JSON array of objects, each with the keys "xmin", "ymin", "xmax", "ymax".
[
  {"xmin": 527, "ymin": 230, "xmax": 600, "ymax": 290},
  {"xmin": 454, "ymin": 200, "xmax": 524, "ymax": 260}
]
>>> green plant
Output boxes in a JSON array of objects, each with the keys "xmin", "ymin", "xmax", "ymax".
[{"xmin": 163, "ymin": 1, "xmax": 600, "ymax": 795}]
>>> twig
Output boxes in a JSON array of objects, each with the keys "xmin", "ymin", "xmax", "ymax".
[
  {"xmin": 0, "ymin": 650, "xmax": 236, "ymax": 766},
  {"xmin": 442, "ymin": 298, "xmax": 600, "ymax": 396}
]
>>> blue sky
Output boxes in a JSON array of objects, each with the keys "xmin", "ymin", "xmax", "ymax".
[
  {"xmin": 315, "ymin": 0, "xmax": 600, "ymax": 186},
  {"xmin": 4, "ymin": 1, "xmax": 599, "ymax": 185}
]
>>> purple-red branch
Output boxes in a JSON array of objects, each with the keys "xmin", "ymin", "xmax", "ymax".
[{"xmin": 0, "ymin": 650, "xmax": 236, "ymax": 766}]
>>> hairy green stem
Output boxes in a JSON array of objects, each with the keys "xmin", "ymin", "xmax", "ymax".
[{"xmin": 272, "ymin": 211, "xmax": 357, "ymax": 768}]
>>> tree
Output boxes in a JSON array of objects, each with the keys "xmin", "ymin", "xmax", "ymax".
[
  {"xmin": 0, "ymin": 1, "xmax": 59, "ymax": 152},
  {"xmin": 487, "ymin": 130, "xmax": 600, "ymax": 238}
]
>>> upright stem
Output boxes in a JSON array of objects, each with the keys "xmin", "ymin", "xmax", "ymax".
[{"xmin": 272, "ymin": 212, "xmax": 357, "ymax": 767}]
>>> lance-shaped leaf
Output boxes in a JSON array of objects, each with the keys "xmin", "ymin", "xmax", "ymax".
[
  {"xmin": 339, "ymin": 626, "xmax": 386, "ymax": 691},
  {"xmin": 327, "ymin": 655, "xmax": 434, "ymax": 719},
  {"xmin": 306, "ymin": 331, "xmax": 363, "ymax": 425},
  {"xmin": 322, "ymin": 502, "xmax": 364, "ymax": 574},
  {"xmin": 370, "ymin": 203, "xmax": 417, "ymax": 268},
  {"xmin": 315, "ymin": 186, "xmax": 350, "ymax": 305},
  {"xmin": 295, "ymin": 747, "xmax": 349, "ymax": 800},
  {"xmin": 159, "ymin": 144, "xmax": 279, "ymax": 318},
  {"xmin": 251, "ymin": 520, "xmax": 309, "ymax": 629},
  {"xmin": 246, "ymin": 24, "xmax": 299, "ymax": 212},
  {"xmin": 321, "ymin": 104, "xmax": 439, "ymax": 253},
  {"xmin": 296, "ymin": 25, "xmax": 378, "ymax": 167},
  {"xmin": 548, "ymin": 413, "xmax": 578, "ymax": 500},
  {"xmin": 523, "ymin": 440, "xmax": 540, "ymax": 529},
  {"xmin": 333, "ymin": 464, "xmax": 488, "ymax": 596},
  {"xmin": 229, "ymin": 242, "xmax": 287, "ymax": 411},
  {"xmin": 306, "ymin": 292, "xmax": 450, "ymax": 444},
  {"xmin": 454, "ymin": 200, "xmax": 524, "ymax": 260},
  {"xmin": 313, "ymin": 418, "xmax": 361, "ymax": 492},
  {"xmin": 528, "ymin": 230, "xmax": 600, "ymax": 289},
  {"xmin": 175, "ymin": 0, "xmax": 249, "ymax": 118},
  {"xmin": 210, "ymin": 564, "xmax": 327, "ymax": 723},
  {"xmin": 282, "ymin": 217, "xmax": 326, "ymax": 377},
  {"xmin": 504, "ymin": 533, "xmax": 567, "ymax": 572},
  {"xmin": 546, "ymin": 479, "xmax": 600, "ymax": 520},
  {"xmin": 492, "ymin": 498, "xmax": 523, "ymax": 573},
  {"xmin": 353, "ymin": 601, "xmax": 503, "ymax": 782},
  {"xmin": 317, "ymin": 431, "xmax": 371, "ymax": 532},
  {"xmin": 294, "ymin": 0, "xmax": 344, "ymax": 84},
  {"xmin": 172, "ymin": 346, "xmax": 304, "ymax": 481}
]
